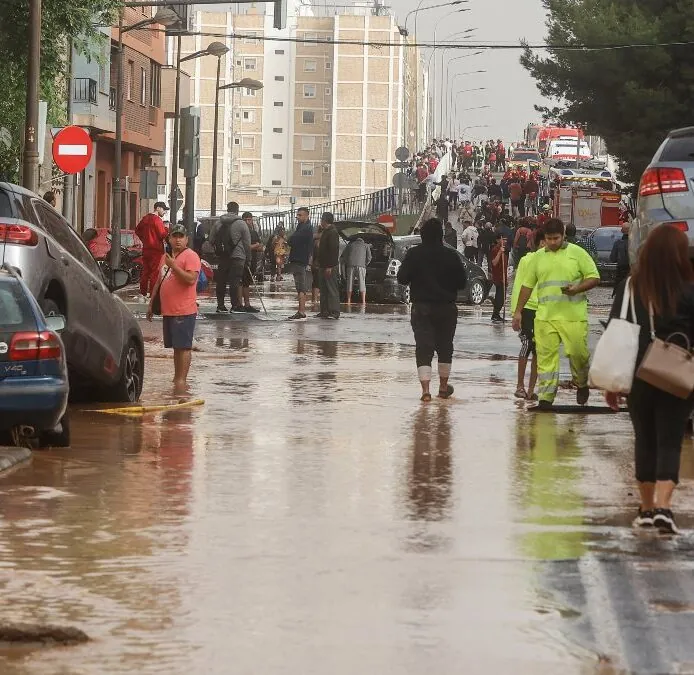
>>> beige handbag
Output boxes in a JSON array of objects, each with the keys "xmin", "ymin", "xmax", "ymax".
[{"xmin": 635, "ymin": 305, "xmax": 694, "ymax": 399}]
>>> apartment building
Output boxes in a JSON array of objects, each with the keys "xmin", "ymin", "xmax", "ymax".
[
  {"xmin": 69, "ymin": 6, "xmax": 168, "ymax": 231},
  {"xmin": 165, "ymin": 1, "xmax": 426, "ymax": 215}
]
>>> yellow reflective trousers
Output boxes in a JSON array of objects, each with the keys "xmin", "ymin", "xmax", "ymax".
[{"xmin": 534, "ymin": 320, "xmax": 590, "ymax": 404}]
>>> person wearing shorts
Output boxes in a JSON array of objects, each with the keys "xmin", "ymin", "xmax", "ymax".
[
  {"xmin": 147, "ymin": 224, "xmax": 201, "ymax": 391},
  {"xmin": 286, "ymin": 207, "xmax": 314, "ymax": 320},
  {"xmin": 510, "ymin": 228, "xmax": 544, "ymax": 400}
]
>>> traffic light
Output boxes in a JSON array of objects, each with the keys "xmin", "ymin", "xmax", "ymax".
[
  {"xmin": 179, "ymin": 106, "xmax": 200, "ymax": 179},
  {"xmin": 274, "ymin": 0, "xmax": 287, "ymax": 29}
]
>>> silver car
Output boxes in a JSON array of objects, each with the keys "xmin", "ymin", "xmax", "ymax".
[
  {"xmin": 632, "ymin": 126, "xmax": 694, "ymax": 260},
  {"xmin": 0, "ymin": 182, "xmax": 144, "ymax": 402}
]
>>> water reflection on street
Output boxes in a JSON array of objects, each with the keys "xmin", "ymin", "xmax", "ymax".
[{"xmin": 0, "ymin": 306, "xmax": 693, "ymax": 674}]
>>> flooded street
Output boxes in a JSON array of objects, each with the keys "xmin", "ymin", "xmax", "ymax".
[{"xmin": 2, "ymin": 289, "xmax": 694, "ymax": 674}]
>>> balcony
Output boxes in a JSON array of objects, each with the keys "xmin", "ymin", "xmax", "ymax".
[
  {"xmin": 74, "ymin": 78, "xmax": 98, "ymax": 105},
  {"xmin": 109, "ymin": 87, "xmax": 117, "ymax": 111}
]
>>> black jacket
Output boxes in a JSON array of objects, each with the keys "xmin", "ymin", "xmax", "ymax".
[
  {"xmin": 397, "ymin": 241, "xmax": 467, "ymax": 304},
  {"xmin": 318, "ymin": 224, "xmax": 340, "ymax": 268},
  {"xmin": 610, "ymin": 279, "xmax": 694, "ymax": 366}
]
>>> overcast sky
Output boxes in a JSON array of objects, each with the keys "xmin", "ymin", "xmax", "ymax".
[{"xmin": 394, "ymin": 0, "xmax": 551, "ymax": 143}]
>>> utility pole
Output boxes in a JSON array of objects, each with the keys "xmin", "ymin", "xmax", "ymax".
[
  {"xmin": 23, "ymin": 0, "xmax": 42, "ymax": 193},
  {"xmin": 111, "ymin": 8, "xmax": 125, "ymax": 270}
]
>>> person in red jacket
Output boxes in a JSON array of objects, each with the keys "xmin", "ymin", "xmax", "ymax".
[{"xmin": 135, "ymin": 201, "xmax": 169, "ymax": 297}]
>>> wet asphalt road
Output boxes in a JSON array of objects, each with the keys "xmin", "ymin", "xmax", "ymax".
[{"xmin": 1, "ymin": 284, "xmax": 694, "ymax": 675}]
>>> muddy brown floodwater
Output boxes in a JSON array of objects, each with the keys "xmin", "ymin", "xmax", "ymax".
[{"xmin": 1, "ymin": 300, "xmax": 694, "ymax": 675}]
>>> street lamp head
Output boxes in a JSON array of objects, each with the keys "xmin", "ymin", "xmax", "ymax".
[
  {"xmin": 206, "ymin": 41, "xmax": 229, "ymax": 58},
  {"xmin": 238, "ymin": 78, "xmax": 263, "ymax": 91},
  {"xmin": 152, "ymin": 8, "xmax": 180, "ymax": 27}
]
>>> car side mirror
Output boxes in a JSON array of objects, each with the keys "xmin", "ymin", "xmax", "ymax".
[
  {"xmin": 110, "ymin": 269, "xmax": 130, "ymax": 292},
  {"xmin": 45, "ymin": 314, "xmax": 66, "ymax": 332}
]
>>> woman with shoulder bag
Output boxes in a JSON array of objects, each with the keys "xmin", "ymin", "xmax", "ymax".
[{"xmin": 605, "ymin": 225, "xmax": 694, "ymax": 534}]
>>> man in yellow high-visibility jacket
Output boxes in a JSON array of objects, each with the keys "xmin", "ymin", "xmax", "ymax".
[{"xmin": 512, "ymin": 218, "xmax": 600, "ymax": 409}]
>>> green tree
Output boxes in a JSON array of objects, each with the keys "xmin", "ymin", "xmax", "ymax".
[
  {"xmin": 521, "ymin": 0, "xmax": 694, "ymax": 183},
  {"xmin": 0, "ymin": 0, "xmax": 120, "ymax": 182}
]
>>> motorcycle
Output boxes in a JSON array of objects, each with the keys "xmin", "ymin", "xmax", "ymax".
[{"xmin": 96, "ymin": 247, "xmax": 142, "ymax": 285}]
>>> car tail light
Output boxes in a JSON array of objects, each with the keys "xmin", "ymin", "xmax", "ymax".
[
  {"xmin": 0, "ymin": 222, "xmax": 38, "ymax": 246},
  {"xmin": 670, "ymin": 221, "xmax": 690, "ymax": 232},
  {"xmin": 9, "ymin": 331, "xmax": 62, "ymax": 361},
  {"xmin": 639, "ymin": 168, "xmax": 689, "ymax": 197}
]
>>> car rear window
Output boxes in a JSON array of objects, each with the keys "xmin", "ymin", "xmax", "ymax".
[
  {"xmin": 0, "ymin": 190, "xmax": 12, "ymax": 218},
  {"xmin": 659, "ymin": 135, "xmax": 694, "ymax": 162},
  {"xmin": 0, "ymin": 279, "xmax": 36, "ymax": 330},
  {"xmin": 592, "ymin": 228, "xmax": 621, "ymax": 252}
]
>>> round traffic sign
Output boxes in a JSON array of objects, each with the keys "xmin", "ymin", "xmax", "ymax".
[
  {"xmin": 393, "ymin": 172, "xmax": 415, "ymax": 189},
  {"xmin": 395, "ymin": 146, "xmax": 411, "ymax": 162},
  {"xmin": 52, "ymin": 126, "xmax": 93, "ymax": 174}
]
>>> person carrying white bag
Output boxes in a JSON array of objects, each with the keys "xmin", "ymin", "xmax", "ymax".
[{"xmin": 600, "ymin": 225, "xmax": 694, "ymax": 534}]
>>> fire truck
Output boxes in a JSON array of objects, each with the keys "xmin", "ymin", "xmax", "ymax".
[{"xmin": 550, "ymin": 168, "xmax": 622, "ymax": 229}]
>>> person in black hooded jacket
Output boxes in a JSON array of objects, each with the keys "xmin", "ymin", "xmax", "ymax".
[{"xmin": 397, "ymin": 217, "xmax": 468, "ymax": 401}]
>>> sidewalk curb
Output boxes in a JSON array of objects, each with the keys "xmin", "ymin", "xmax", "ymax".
[{"xmin": 0, "ymin": 447, "xmax": 31, "ymax": 475}]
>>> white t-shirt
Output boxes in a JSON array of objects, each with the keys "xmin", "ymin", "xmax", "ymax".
[
  {"xmin": 459, "ymin": 183, "xmax": 472, "ymax": 201},
  {"xmin": 449, "ymin": 178, "xmax": 461, "ymax": 193}
]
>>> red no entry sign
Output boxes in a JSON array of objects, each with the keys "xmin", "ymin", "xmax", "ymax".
[{"xmin": 52, "ymin": 126, "xmax": 93, "ymax": 174}]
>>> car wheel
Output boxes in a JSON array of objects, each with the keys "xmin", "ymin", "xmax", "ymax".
[
  {"xmin": 468, "ymin": 279, "xmax": 486, "ymax": 306},
  {"xmin": 39, "ymin": 415, "xmax": 70, "ymax": 449},
  {"xmin": 40, "ymin": 297, "xmax": 61, "ymax": 317},
  {"xmin": 107, "ymin": 339, "xmax": 144, "ymax": 403}
]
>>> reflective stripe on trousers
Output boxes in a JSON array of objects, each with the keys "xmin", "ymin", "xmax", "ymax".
[{"xmin": 534, "ymin": 320, "xmax": 590, "ymax": 403}]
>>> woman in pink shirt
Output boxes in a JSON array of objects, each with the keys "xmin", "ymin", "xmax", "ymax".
[{"xmin": 147, "ymin": 225, "xmax": 201, "ymax": 391}]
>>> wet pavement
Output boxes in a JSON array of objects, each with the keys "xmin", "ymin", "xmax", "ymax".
[{"xmin": 1, "ymin": 285, "xmax": 694, "ymax": 674}]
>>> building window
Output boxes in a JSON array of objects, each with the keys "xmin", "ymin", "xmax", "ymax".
[
  {"xmin": 301, "ymin": 189, "xmax": 313, "ymax": 198},
  {"xmin": 301, "ymin": 163, "xmax": 315, "ymax": 177},
  {"xmin": 242, "ymin": 135, "xmax": 255, "ymax": 149},
  {"xmin": 304, "ymin": 60, "xmax": 317, "ymax": 72},
  {"xmin": 234, "ymin": 111, "xmax": 241, "ymax": 119},
  {"xmin": 325, "ymin": 86, "xmax": 331, "ymax": 96},
  {"xmin": 303, "ymin": 84, "xmax": 316, "ymax": 99},
  {"xmin": 301, "ymin": 136, "xmax": 316, "ymax": 151},
  {"xmin": 302, "ymin": 111, "xmax": 315, "ymax": 124},
  {"xmin": 241, "ymin": 161, "xmax": 254, "ymax": 175},
  {"xmin": 323, "ymin": 139, "xmax": 330, "ymax": 148},
  {"xmin": 275, "ymin": 49, "xmax": 285, "ymax": 55},
  {"xmin": 273, "ymin": 127, "xmax": 283, "ymax": 133},
  {"xmin": 140, "ymin": 68, "xmax": 147, "ymax": 106},
  {"xmin": 235, "ymin": 58, "xmax": 242, "ymax": 67},
  {"xmin": 127, "ymin": 60, "xmax": 134, "ymax": 100},
  {"xmin": 150, "ymin": 62, "xmax": 161, "ymax": 107},
  {"xmin": 273, "ymin": 153, "xmax": 283, "ymax": 159},
  {"xmin": 243, "ymin": 32, "xmax": 259, "ymax": 45},
  {"xmin": 242, "ymin": 110, "xmax": 255, "ymax": 122},
  {"xmin": 275, "ymin": 75, "xmax": 285, "ymax": 81},
  {"xmin": 324, "ymin": 113, "xmax": 332, "ymax": 122},
  {"xmin": 244, "ymin": 57, "xmax": 257, "ymax": 71},
  {"xmin": 244, "ymin": 88, "xmax": 257, "ymax": 97},
  {"xmin": 272, "ymin": 180, "xmax": 282, "ymax": 186},
  {"xmin": 323, "ymin": 165, "xmax": 330, "ymax": 174},
  {"xmin": 325, "ymin": 61, "xmax": 332, "ymax": 71},
  {"xmin": 274, "ymin": 101, "xmax": 284, "ymax": 107},
  {"xmin": 234, "ymin": 137, "xmax": 241, "ymax": 145}
]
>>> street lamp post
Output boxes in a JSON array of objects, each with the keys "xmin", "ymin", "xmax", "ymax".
[
  {"xmin": 111, "ymin": 7, "xmax": 179, "ymax": 271},
  {"xmin": 444, "ymin": 52, "xmax": 483, "ymax": 135},
  {"xmin": 214, "ymin": 77, "xmax": 263, "ymax": 217},
  {"xmin": 452, "ymin": 88, "xmax": 486, "ymax": 138},
  {"xmin": 22, "ymin": 0, "xmax": 42, "ymax": 193},
  {"xmin": 443, "ymin": 70, "xmax": 485, "ymax": 138},
  {"xmin": 205, "ymin": 42, "xmax": 231, "ymax": 218}
]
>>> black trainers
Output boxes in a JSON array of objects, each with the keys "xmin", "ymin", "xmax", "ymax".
[
  {"xmin": 491, "ymin": 315, "xmax": 504, "ymax": 323},
  {"xmin": 230, "ymin": 306, "xmax": 246, "ymax": 313},
  {"xmin": 633, "ymin": 508, "xmax": 655, "ymax": 529},
  {"xmin": 288, "ymin": 312, "xmax": 307, "ymax": 321},
  {"xmin": 216, "ymin": 306, "xmax": 229, "ymax": 313},
  {"xmin": 314, "ymin": 312, "xmax": 329, "ymax": 318},
  {"xmin": 577, "ymin": 386, "xmax": 590, "ymax": 405},
  {"xmin": 653, "ymin": 508, "xmax": 680, "ymax": 534},
  {"xmin": 244, "ymin": 306, "xmax": 261, "ymax": 313},
  {"xmin": 530, "ymin": 400, "xmax": 553, "ymax": 411}
]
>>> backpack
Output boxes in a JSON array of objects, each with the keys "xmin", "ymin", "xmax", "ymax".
[{"xmin": 213, "ymin": 217, "xmax": 242, "ymax": 258}]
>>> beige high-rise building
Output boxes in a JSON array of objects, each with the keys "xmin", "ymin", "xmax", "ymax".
[{"xmin": 164, "ymin": 1, "xmax": 427, "ymax": 215}]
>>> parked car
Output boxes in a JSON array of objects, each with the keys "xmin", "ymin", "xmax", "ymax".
[
  {"xmin": 0, "ymin": 182, "xmax": 145, "ymax": 402},
  {"xmin": 0, "ymin": 264, "xmax": 70, "ymax": 448},
  {"xmin": 335, "ymin": 221, "xmax": 490, "ymax": 305},
  {"xmin": 588, "ymin": 226, "xmax": 622, "ymax": 284},
  {"xmin": 633, "ymin": 126, "xmax": 694, "ymax": 260}
]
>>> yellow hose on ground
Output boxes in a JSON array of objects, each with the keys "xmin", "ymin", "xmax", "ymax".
[{"xmin": 91, "ymin": 399, "xmax": 205, "ymax": 415}]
